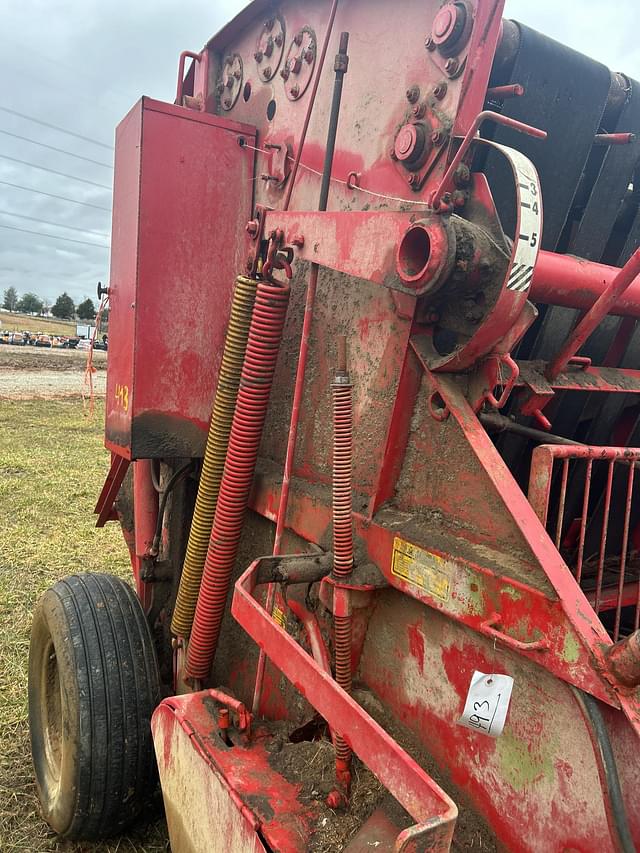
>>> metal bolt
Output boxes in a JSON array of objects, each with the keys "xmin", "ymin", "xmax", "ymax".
[
  {"xmin": 294, "ymin": 31, "xmax": 303, "ymax": 46},
  {"xmin": 433, "ymin": 82, "xmax": 447, "ymax": 99},
  {"xmin": 264, "ymin": 36, "xmax": 274, "ymax": 57},
  {"xmin": 263, "ymin": 66, "xmax": 272, "ymax": 78},
  {"xmin": 226, "ymin": 75, "xmax": 234, "ymax": 89},
  {"xmin": 289, "ymin": 56, "xmax": 302, "ymax": 74},
  {"xmin": 445, "ymin": 57, "xmax": 459, "ymax": 75},
  {"xmin": 453, "ymin": 163, "xmax": 471, "ymax": 187},
  {"xmin": 303, "ymin": 47, "xmax": 314, "ymax": 63},
  {"xmin": 425, "ymin": 36, "xmax": 436, "ymax": 51},
  {"xmin": 254, "ymin": 50, "xmax": 263, "ymax": 62},
  {"xmin": 406, "ymin": 85, "xmax": 420, "ymax": 104},
  {"xmin": 265, "ymin": 17, "xmax": 275, "ymax": 31},
  {"xmin": 274, "ymin": 32, "xmax": 283, "ymax": 47},
  {"xmin": 412, "ymin": 102, "xmax": 426, "ymax": 118},
  {"xmin": 246, "ymin": 219, "xmax": 260, "ymax": 238},
  {"xmin": 280, "ymin": 66, "xmax": 290, "ymax": 80},
  {"xmin": 290, "ymin": 84, "xmax": 300, "ymax": 98},
  {"xmin": 431, "ymin": 129, "xmax": 445, "ymax": 145},
  {"xmin": 291, "ymin": 235, "xmax": 305, "ymax": 248},
  {"xmin": 233, "ymin": 69, "xmax": 241, "ymax": 80},
  {"xmin": 223, "ymin": 97, "xmax": 232, "ymax": 109},
  {"xmin": 407, "ymin": 173, "xmax": 420, "ymax": 187},
  {"xmin": 389, "ymin": 147, "xmax": 398, "ymax": 161},
  {"xmin": 216, "ymin": 81, "xmax": 225, "ymax": 95}
]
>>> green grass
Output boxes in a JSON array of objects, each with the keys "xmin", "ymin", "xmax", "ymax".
[{"xmin": 0, "ymin": 399, "xmax": 168, "ymax": 852}]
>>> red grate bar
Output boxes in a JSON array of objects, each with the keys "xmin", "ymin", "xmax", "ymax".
[{"xmin": 529, "ymin": 445, "xmax": 640, "ymax": 640}]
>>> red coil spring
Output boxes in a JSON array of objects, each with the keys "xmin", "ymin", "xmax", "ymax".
[
  {"xmin": 332, "ymin": 379, "xmax": 354, "ymax": 766},
  {"xmin": 186, "ymin": 281, "xmax": 290, "ymax": 681}
]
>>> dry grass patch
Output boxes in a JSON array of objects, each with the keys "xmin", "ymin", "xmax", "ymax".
[{"xmin": 0, "ymin": 398, "xmax": 169, "ymax": 852}]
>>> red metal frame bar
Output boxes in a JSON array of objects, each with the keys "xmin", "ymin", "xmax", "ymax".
[
  {"xmin": 94, "ymin": 453, "xmax": 130, "ymax": 527},
  {"xmin": 546, "ymin": 248, "xmax": 640, "ymax": 380},
  {"xmin": 175, "ymin": 50, "xmax": 202, "ymax": 105},
  {"xmin": 233, "ymin": 558, "xmax": 458, "ymax": 850}
]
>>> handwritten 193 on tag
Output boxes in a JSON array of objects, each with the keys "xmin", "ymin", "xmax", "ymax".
[{"xmin": 458, "ymin": 671, "xmax": 514, "ymax": 738}]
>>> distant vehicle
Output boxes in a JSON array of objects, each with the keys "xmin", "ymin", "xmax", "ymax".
[
  {"xmin": 63, "ymin": 337, "xmax": 80, "ymax": 349},
  {"xmin": 9, "ymin": 332, "xmax": 26, "ymax": 345},
  {"xmin": 76, "ymin": 339, "xmax": 91, "ymax": 351},
  {"xmin": 0, "ymin": 331, "xmax": 9, "ymax": 344},
  {"xmin": 35, "ymin": 334, "xmax": 52, "ymax": 348}
]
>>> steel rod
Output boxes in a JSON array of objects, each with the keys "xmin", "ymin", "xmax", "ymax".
[{"xmin": 252, "ymin": 29, "xmax": 350, "ymax": 716}]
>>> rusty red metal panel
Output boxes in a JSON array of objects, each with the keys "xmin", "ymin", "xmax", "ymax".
[{"xmin": 105, "ymin": 98, "xmax": 256, "ymax": 459}]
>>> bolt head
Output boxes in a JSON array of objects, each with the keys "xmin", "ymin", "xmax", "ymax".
[
  {"xmin": 254, "ymin": 50, "xmax": 263, "ymax": 62},
  {"xmin": 294, "ymin": 31, "xmax": 303, "ymax": 46},
  {"xmin": 225, "ymin": 75, "xmax": 234, "ymax": 89},
  {"xmin": 264, "ymin": 36, "xmax": 274, "ymax": 57},
  {"xmin": 304, "ymin": 47, "xmax": 314, "ymax": 63},
  {"xmin": 453, "ymin": 163, "xmax": 471, "ymax": 186},
  {"xmin": 274, "ymin": 32, "xmax": 283, "ymax": 47},
  {"xmin": 444, "ymin": 57, "xmax": 459, "ymax": 74},
  {"xmin": 289, "ymin": 56, "xmax": 302, "ymax": 74},
  {"xmin": 389, "ymin": 147, "xmax": 398, "ymax": 161},
  {"xmin": 280, "ymin": 67, "xmax": 290, "ymax": 80},
  {"xmin": 407, "ymin": 173, "xmax": 419, "ymax": 187},
  {"xmin": 265, "ymin": 17, "xmax": 275, "ymax": 30},
  {"xmin": 216, "ymin": 81, "xmax": 225, "ymax": 95},
  {"xmin": 425, "ymin": 36, "xmax": 436, "ymax": 51},
  {"xmin": 263, "ymin": 66, "xmax": 272, "ymax": 78},
  {"xmin": 290, "ymin": 84, "xmax": 300, "ymax": 98},
  {"xmin": 223, "ymin": 97, "xmax": 232, "ymax": 109},
  {"xmin": 233, "ymin": 69, "xmax": 241, "ymax": 80},
  {"xmin": 433, "ymin": 82, "xmax": 447, "ymax": 99},
  {"xmin": 406, "ymin": 85, "xmax": 420, "ymax": 103},
  {"xmin": 431, "ymin": 129, "xmax": 445, "ymax": 145}
]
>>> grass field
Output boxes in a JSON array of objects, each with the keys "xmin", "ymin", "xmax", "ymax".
[
  {"xmin": 0, "ymin": 399, "xmax": 168, "ymax": 852},
  {"xmin": 0, "ymin": 311, "xmax": 78, "ymax": 336}
]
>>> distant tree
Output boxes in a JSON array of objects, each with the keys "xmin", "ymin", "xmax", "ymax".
[
  {"xmin": 51, "ymin": 292, "xmax": 75, "ymax": 319},
  {"xmin": 3, "ymin": 286, "xmax": 18, "ymax": 312},
  {"xmin": 17, "ymin": 292, "xmax": 44, "ymax": 315},
  {"xmin": 77, "ymin": 298, "xmax": 97, "ymax": 320},
  {"xmin": 40, "ymin": 298, "xmax": 51, "ymax": 316}
]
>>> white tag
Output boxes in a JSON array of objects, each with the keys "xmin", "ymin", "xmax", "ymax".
[{"xmin": 458, "ymin": 671, "xmax": 514, "ymax": 738}]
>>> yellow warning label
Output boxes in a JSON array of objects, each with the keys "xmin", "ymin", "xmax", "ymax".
[
  {"xmin": 271, "ymin": 604, "xmax": 287, "ymax": 629},
  {"xmin": 391, "ymin": 537, "xmax": 451, "ymax": 601}
]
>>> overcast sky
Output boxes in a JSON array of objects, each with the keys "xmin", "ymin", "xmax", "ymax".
[{"xmin": 1, "ymin": 0, "xmax": 638, "ymax": 308}]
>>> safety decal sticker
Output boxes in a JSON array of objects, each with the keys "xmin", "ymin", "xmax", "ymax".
[{"xmin": 391, "ymin": 537, "xmax": 451, "ymax": 602}]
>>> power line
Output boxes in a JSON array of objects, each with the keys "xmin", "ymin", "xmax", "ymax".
[
  {"xmin": 0, "ymin": 179, "xmax": 111, "ymax": 212},
  {"xmin": 0, "ymin": 223, "xmax": 110, "ymax": 250},
  {"xmin": 0, "ymin": 105, "xmax": 114, "ymax": 150},
  {"xmin": 0, "ymin": 209, "xmax": 109, "ymax": 237},
  {"xmin": 0, "ymin": 128, "xmax": 113, "ymax": 169},
  {"xmin": 0, "ymin": 153, "xmax": 111, "ymax": 190}
]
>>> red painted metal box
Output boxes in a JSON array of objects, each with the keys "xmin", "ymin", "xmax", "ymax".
[{"xmin": 105, "ymin": 97, "xmax": 256, "ymax": 459}]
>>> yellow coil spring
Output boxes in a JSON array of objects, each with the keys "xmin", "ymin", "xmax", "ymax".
[{"xmin": 171, "ymin": 275, "xmax": 258, "ymax": 637}]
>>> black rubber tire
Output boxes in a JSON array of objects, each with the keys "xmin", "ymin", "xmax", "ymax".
[{"xmin": 28, "ymin": 573, "xmax": 161, "ymax": 840}]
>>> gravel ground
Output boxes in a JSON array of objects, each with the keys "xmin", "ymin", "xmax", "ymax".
[{"xmin": 0, "ymin": 345, "xmax": 107, "ymax": 399}]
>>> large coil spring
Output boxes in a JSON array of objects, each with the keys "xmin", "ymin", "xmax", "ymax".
[
  {"xmin": 332, "ymin": 380, "xmax": 354, "ymax": 578},
  {"xmin": 171, "ymin": 275, "xmax": 257, "ymax": 638},
  {"xmin": 186, "ymin": 281, "xmax": 290, "ymax": 680},
  {"xmin": 332, "ymin": 375, "xmax": 354, "ymax": 767}
]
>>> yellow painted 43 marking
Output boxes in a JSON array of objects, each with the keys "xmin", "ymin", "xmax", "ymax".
[{"xmin": 114, "ymin": 383, "xmax": 129, "ymax": 412}]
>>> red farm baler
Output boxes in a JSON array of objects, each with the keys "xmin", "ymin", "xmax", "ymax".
[{"xmin": 27, "ymin": 1, "xmax": 640, "ymax": 850}]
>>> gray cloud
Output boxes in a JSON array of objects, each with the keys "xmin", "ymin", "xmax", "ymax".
[{"xmin": 1, "ymin": 0, "xmax": 637, "ymax": 308}]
